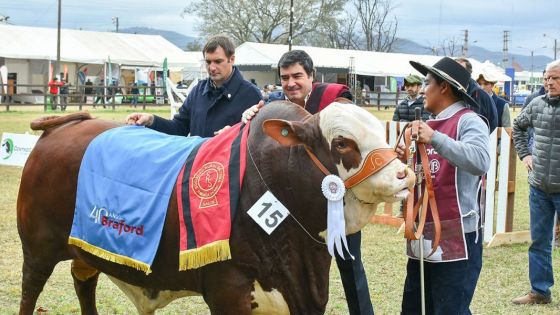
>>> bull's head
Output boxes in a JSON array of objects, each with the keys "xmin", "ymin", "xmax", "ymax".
[{"xmin": 263, "ymin": 102, "xmax": 415, "ymax": 234}]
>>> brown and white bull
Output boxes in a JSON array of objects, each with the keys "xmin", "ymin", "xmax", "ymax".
[{"xmin": 17, "ymin": 101, "xmax": 414, "ymax": 315}]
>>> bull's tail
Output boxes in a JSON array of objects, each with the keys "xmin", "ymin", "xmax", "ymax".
[{"xmin": 30, "ymin": 112, "xmax": 93, "ymax": 130}]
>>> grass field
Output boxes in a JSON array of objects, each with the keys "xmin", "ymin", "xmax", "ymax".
[{"xmin": 1, "ymin": 106, "xmax": 559, "ymax": 314}]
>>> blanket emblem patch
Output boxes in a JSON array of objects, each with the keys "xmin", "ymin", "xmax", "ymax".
[{"xmin": 191, "ymin": 161, "xmax": 225, "ymax": 208}]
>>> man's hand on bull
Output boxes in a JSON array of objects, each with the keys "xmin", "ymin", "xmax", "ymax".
[
  {"xmin": 125, "ymin": 113, "xmax": 155, "ymax": 127},
  {"xmin": 241, "ymin": 100, "xmax": 265, "ymax": 124},
  {"xmin": 214, "ymin": 125, "xmax": 231, "ymax": 136}
]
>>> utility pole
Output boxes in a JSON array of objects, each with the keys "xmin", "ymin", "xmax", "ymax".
[
  {"xmin": 56, "ymin": 0, "xmax": 61, "ymax": 79},
  {"xmin": 288, "ymin": 0, "xmax": 293, "ymax": 51},
  {"xmin": 348, "ymin": 57, "xmax": 357, "ymax": 98},
  {"xmin": 112, "ymin": 16, "xmax": 119, "ymax": 33},
  {"xmin": 462, "ymin": 29, "xmax": 469, "ymax": 57},
  {"xmin": 502, "ymin": 30, "xmax": 510, "ymax": 67}
]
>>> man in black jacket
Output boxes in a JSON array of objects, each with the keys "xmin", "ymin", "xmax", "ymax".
[
  {"xmin": 392, "ymin": 74, "xmax": 430, "ymax": 122},
  {"xmin": 126, "ymin": 36, "xmax": 262, "ymax": 137},
  {"xmin": 455, "ymin": 57, "xmax": 498, "ymax": 133}
]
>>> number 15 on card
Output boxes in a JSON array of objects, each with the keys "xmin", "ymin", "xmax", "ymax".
[{"xmin": 247, "ymin": 191, "xmax": 291, "ymax": 235}]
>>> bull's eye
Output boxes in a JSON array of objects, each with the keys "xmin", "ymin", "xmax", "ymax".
[{"xmin": 334, "ymin": 139, "xmax": 347, "ymax": 150}]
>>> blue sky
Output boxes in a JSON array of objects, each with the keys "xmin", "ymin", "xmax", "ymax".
[{"xmin": 1, "ymin": 0, "xmax": 558, "ymax": 58}]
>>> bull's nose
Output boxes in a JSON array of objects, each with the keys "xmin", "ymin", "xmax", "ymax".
[{"xmin": 397, "ymin": 168, "xmax": 407, "ymax": 180}]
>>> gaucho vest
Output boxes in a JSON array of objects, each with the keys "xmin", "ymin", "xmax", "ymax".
[{"xmin": 406, "ymin": 108, "xmax": 473, "ymax": 262}]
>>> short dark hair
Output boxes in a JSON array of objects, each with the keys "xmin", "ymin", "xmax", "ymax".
[
  {"xmin": 454, "ymin": 57, "xmax": 472, "ymax": 74},
  {"xmin": 277, "ymin": 50, "xmax": 315, "ymax": 78},
  {"xmin": 203, "ymin": 35, "xmax": 235, "ymax": 58}
]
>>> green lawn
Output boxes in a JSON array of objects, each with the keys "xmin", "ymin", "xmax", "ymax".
[{"xmin": 1, "ymin": 107, "xmax": 559, "ymax": 314}]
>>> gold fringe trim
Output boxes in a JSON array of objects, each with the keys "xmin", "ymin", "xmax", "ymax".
[
  {"xmin": 179, "ymin": 239, "xmax": 231, "ymax": 271},
  {"xmin": 68, "ymin": 237, "xmax": 152, "ymax": 275}
]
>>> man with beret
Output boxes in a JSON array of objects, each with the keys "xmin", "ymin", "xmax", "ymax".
[{"xmin": 392, "ymin": 74, "xmax": 431, "ymax": 122}]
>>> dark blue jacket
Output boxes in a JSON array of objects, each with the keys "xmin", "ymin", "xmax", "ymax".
[
  {"xmin": 491, "ymin": 93, "xmax": 508, "ymax": 127},
  {"xmin": 150, "ymin": 66, "xmax": 262, "ymax": 137},
  {"xmin": 467, "ymin": 78, "xmax": 498, "ymax": 133}
]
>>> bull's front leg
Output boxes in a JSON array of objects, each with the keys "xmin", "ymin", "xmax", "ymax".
[{"xmin": 202, "ymin": 266, "xmax": 254, "ymax": 315}]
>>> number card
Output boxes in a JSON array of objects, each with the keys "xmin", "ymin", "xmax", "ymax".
[{"xmin": 247, "ymin": 191, "xmax": 290, "ymax": 235}]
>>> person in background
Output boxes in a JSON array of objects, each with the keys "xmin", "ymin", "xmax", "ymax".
[
  {"xmin": 242, "ymin": 50, "xmax": 373, "ymax": 315},
  {"xmin": 93, "ymin": 80, "xmax": 105, "ymax": 109},
  {"xmin": 130, "ymin": 82, "xmax": 139, "ymax": 107},
  {"xmin": 511, "ymin": 60, "xmax": 560, "ymax": 305},
  {"xmin": 455, "ymin": 57, "xmax": 498, "ymax": 133},
  {"xmin": 59, "ymin": 79, "xmax": 69, "ymax": 111},
  {"xmin": 396, "ymin": 56, "xmax": 490, "ymax": 315},
  {"xmin": 476, "ymin": 72, "xmax": 511, "ymax": 127},
  {"xmin": 392, "ymin": 74, "xmax": 430, "ymax": 122},
  {"xmin": 150, "ymin": 80, "xmax": 156, "ymax": 96},
  {"xmin": 84, "ymin": 78, "xmax": 93, "ymax": 103},
  {"xmin": 48, "ymin": 77, "xmax": 62, "ymax": 110},
  {"xmin": 125, "ymin": 35, "xmax": 262, "ymax": 137}
]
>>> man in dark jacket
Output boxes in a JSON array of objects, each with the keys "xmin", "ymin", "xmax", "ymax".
[
  {"xmin": 243, "ymin": 50, "xmax": 374, "ymax": 315},
  {"xmin": 455, "ymin": 57, "xmax": 498, "ymax": 133},
  {"xmin": 476, "ymin": 72, "xmax": 511, "ymax": 127},
  {"xmin": 392, "ymin": 74, "xmax": 430, "ymax": 122},
  {"xmin": 511, "ymin": 60, "xmax": 560, "ymax": 305},
  {"xmin": 126, "ymin": 36, "xmax": 262, "ymax": 137}
]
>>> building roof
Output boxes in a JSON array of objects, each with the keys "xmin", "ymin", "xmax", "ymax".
[
  {"xmin": 235, "ymin": 42, "xmax": 511, "ymax": 81},
  {"xmin": 0, "ymin": 24, "xmax": 196, "ymax": 68}
]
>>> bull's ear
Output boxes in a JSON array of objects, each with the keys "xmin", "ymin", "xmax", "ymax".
[{"xmin": 262, "ymin": 119, "xmax": 306, "ymax": 147}]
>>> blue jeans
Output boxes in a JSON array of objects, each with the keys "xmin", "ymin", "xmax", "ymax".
[
  {"xmin": 336, "ymin": 231, "xmax": 374, "ymax": 315},
  {"xmin": 528, "ymin": 185, "xmax": 560, "ymax": 297},
  {"xmin": 401, "ymin": 230, "xmax": 483, "ymax": 315}
]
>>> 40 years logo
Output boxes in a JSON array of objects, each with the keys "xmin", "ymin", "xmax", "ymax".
[{"xmin": 1, "ymin": 138, "xmax": 13, "ymax": 160}]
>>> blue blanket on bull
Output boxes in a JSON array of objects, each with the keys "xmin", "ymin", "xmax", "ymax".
[{"xmin": 69, "ymin": 125, "xmax": 206, "ymax": 274}]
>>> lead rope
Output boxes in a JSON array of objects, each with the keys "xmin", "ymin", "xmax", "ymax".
[{"xmin": 246, "ymin": 133, "xmax": 326, "ymax": 245}]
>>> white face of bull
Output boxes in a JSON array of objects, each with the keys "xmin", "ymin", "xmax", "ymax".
[{"xmin": 319, "ymin": 103, "xmax": 415, "ymax": 234}]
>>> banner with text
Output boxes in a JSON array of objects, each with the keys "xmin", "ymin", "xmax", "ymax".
[{"xmin": 0, "ymin": 133, "xmax": 39, "ymax": 167}]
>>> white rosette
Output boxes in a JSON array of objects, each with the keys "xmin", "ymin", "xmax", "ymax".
[{"xmin": 321, "ymin": 175, "xmax": 354, "ymax": 260}]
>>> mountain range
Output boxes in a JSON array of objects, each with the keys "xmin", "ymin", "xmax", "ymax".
[
  {"xmin": 393, "ymin": 38, "xmax": 552, "ymax": 72},
  {"xmin": 123, "ymin": 27, "xmax": 552, "ymax": 72}
]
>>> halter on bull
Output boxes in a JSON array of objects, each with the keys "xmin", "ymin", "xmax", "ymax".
[{"xmin": 17, "ymin": 101, "xmax": 415, "ymax": 315}]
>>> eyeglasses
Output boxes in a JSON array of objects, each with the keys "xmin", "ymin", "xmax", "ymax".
[{"xmin": 544, "ymin": 76, "xmax": 560, "ymax": 82}]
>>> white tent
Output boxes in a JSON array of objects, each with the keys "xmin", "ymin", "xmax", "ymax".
[
  {"xmin": 0, "ymin": 24, "xmax": 194, "ymax": 68},
  {"xmin": 235, "ymin": 42, "xmax": 512, "ymax": 81},
  {"xmin": 181, "ymin": 51, "xmax": 207, "ymax": 81}
]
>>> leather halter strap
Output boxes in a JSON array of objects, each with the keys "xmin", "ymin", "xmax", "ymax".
[
  {"xmin": 343, "ymin": 148, "xmax": 397, "ymax": 188},
  {"xmin": 304, "ymin": 145, "xmax": 331, "ymax": 176},
  {"xmin": 402, "ymin": 121, "xmax": 441, "ymax": 257},
  {"xmin": 303, "ymin": 146, "xmax": 397, "ymax": 190}
]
